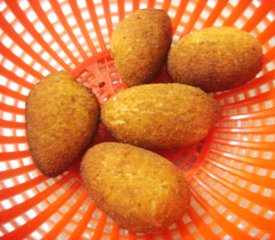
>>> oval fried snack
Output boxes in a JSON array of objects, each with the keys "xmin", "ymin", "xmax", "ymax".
[
  {"xmin": 102, "ymin": 83, "xmax": 219, "ymax": 149},
  {"xmin": 26, "ymin": 71, "xmax": 99, "ymax": 176},
  {"xmin": 168, "ymin": 27, "xmax": 263, "ymax": 92},
  {"xmin": 81, "ymin": 142, "xmax": 190, "ymax": 233},
  {"xmin": 111, "ymin": 9, "xmax": 172, "ymax": 87}
]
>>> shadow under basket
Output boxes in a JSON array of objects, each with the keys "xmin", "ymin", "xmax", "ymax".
[{"xmin": 0, "ymin": 1, "xmax": 275, "ymax": 239}]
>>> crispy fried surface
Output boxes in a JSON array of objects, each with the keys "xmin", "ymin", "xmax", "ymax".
[
  {"xmin": 80, "ymin": 142, "xmax": 190, "ymax": 233},
  {"xmin": 102, "ymin": 83, "xmax": 218, "ymax": 149},
  {"xmin": 111, "ymin": 9, "xmax": 172, "ymax": 87},
  {"xmin": 168, "ymin": 27, "xmax": 263, "ymax": 92},
  {"xmin": 26, "ymin": 71, "xmax": 99, "ymax": 176}
]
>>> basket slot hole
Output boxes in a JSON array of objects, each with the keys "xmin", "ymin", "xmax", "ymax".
[
  {"xmin": 103, "ymin": 224, "xmax": 112, "ymax": 233},
  {"xmin": 264, "ymin": 210, "xmax": 274, "ymax": 219},
  {"xmin": 61, "ymin": 34, "xmax": 70, "ymax": 43},
  {"xmin": 252, "ymin": 134, "xmax": 261, "ymax": 142},
  {"xmin": 81, "ymin": 9, "xmax": 90, "ymax": 21},
  {"xmin": 53, "ymin": 22, "xmax": 65, "ymax": 34},
  {"xmin": 259, "ymin": 83, "xmax": 271, "ymax": 93},
  {"xmin": 2, "ymin": 58, "xmax": 15, "ymax": 71},
  {"xmin": 264, "ymin": 100, "xmax": 274, "ymax": 109},
  {"xmin": 186, "ymin": 1, "xmax": 196, "ymax": 13},
  {"xmin": 87, "ymin": 219, "xmax": 97, "ymax": 229},
  {"xmin": 2, "ymin": 111, "xmax": 14, "ymax": 122},
  {"xmin": 226, "ymin": 213, "xmax": 237, "ymax": 223},
  {"xmin": 191, "ymin": 200, "xmax": 206, "ymax": 217},
  {"xmin": 4, "ymin": 9, "xmax": 16, "ymax": 24},
  {"xmin": 217, "ymin": 205, "xmax": 227, "ymax": 215},
  {"xmin": 34, "ymin": 21, "xmax": 46, "ymax": 34},
  {"xmin": 249, "ymin": 227, "xmax": 261, "ymax": 237},
  {"xmin": 213, "ymin": 225, "xmax": 222, "ymax": 234},
  {"xmin": 22, "ymin": 157, "xmax": 32, "ymax": 166},
  {"xmin": 237, "ymin": 220, "xmax": 249, "ymax": 230},
  {"xmin": 0, "ymin": 1, "xmax": 7, "ymax": 11},
  {"xmin": 25, "ymin": 209, "xmax": 37, "ymax": 220},
  {"xmin": 249, "ymin": 184, "xmax": 260, "ymax": 193},
  {"xmin": 251, "ymin": 205, "xmax": 262, "ymax": 214},
  {"xmin": 2, "ymin": 178, "xmax": 16, "ymax": 188},
  {"xmin": 36, "ymin": 202, "xmax": 48, "ymax": 212},
  {"xmin": 243, "ymin": 6, "xmax": 255, "ymax": 19},
  {"xmin": 257, "ymin": 21, "xmax": 268, "ymax": 33},
  {"xmin": 111, "ymin": 16, "xmax": 119, "ymax": 27},
  {"xmin": 61, "ymin": 2, "xmax": 73, "ymax": 16},
  {"xmin": 22, "ymin": 54, "xmax": 34, "ymax": 66},
  {"xmin": 65, "ymin": 222, "xmax": 77, "ymax": 233},
  {"xmin": 266, "ymin": 37, "xmax": 275, "ymax": 51},
  {"xmin": 15, "ymin": 129, "xmax": 26, "ymax": 137},
  {"xmin": 247, "ymin": 88, "xmax": 257, "ymax": 97},
  {"xmin": 67, "ymin": 42, "xmax": 77, "ymax": 53},
  {"xmin": 30, "ymin": 41, "xmax": 42, "ymax": 53},
  {"xmin": 42, "ymin": 32, "xmax": 54, "ymax": 44},
  {"xmin": 187, "ymin": 224, "xmax": 198, "ymax": 235},
  {"xmin": 194, "ymin": 21, "xmax": 203, "ymax": 30},
  {"xmin": 10, "ymin": 45, "xmax": 23, "ymax": 59},
  {"xmin": 1, "ymin": 128, "xmax": 14, "ymax": 136},
  {"xmin": 25, "ymin": 189, "xmax": 36, "ymax": 199},
  {"xmin": 266, "ymin": 117, "xmax": 275, "ymax": 126},
  {"xmin": 265, "ymin": 134, "xmax": 275, "ymax": 142},
  {"xmin": 220, "ymin": 6, "xmax": 231, "ymax": 19},
  {"xmin": 12, "ymin": 193, "xmax": 25, "ymax": 204},
  {"xmin": 15, "ymin": 215, "xmax": 27, "ymax": 226},
  {"xmin": 234, "ymin": 18, "xmax": 245, "ymax": 29},
  {"xmin": 252, "ymin": 119, "xmax": 261, "ymax": 127},
  {"xmin": 218, "ymin": 185, "xmax": 228, "ymax": 195},
  {"xmin": 237, "ymin": 179, "xmax": 247, "ymax": 188},
  {"xmin": 245, "ymin": 165, "xmax": 254, "ymax": 173},
  {"xmin": 262, "ymin": 151, "xmax": 273, "ymax": 160},
  {"xmin": 3, "ymin": 222, "xmax": 15, "ymax": 233},
  {"xmin": 4, "ymin": 144, "xmax": 17, "ymax": 153},
  {"xmin": 15, "ymin": 174, "xmax": 28, "ymax": 184},
  {"xmin": 237, "ymin": 93, "xmax": 246, "ymax": 101},
  {"xmin": 40, "ymin": 222, "xmax": 52, "ymax": 233},
  {"xmin": 1, "ymin": 199, "xmax": 13, "ymax": 210},
  {"xmin": 31, "ymin": 231, "xmax": 44, "ymax": 239},
  {"xmin": 50, "ymin": 213, "xmax": 63, "ymax": 224},
  {"xmin": 182, "ymin": 214, "xmax": 192, "ymax": 224}
]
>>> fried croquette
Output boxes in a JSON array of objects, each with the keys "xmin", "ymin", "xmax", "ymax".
[
  {"xmin": 110, "ymin": 9, "xmax": 172, "ymax": 87},
  {"xmin": 80, "ymin": 142, "xmax": 190, "ymax": 233},
  {"xmin": 101, "ymin": 83, "xmax": 219, "ymax": 149},
  {"xmin": 168, "ymin": 27, "xmax": 263, "ymax": 92},
  {"xmin": 26, "ymin": 71, "xmax": 100, "ymax": 177}
]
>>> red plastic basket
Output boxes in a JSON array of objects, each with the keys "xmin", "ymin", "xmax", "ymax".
[{"xmin": 0, "ymin": 1, "xmax": 275, "ymax": 239}]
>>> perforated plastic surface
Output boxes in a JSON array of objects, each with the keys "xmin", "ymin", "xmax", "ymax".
[{"xmin": 0, "ymin": 0, "xmax": 275, "ymax": 239}]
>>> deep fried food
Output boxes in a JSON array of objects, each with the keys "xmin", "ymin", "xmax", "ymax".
[
  {"xmin": 168, "ymin": 27, "xmax": 263, "ymax": 92},
  {"xmin": 26, "ymin": 71, "xmax": 100, "ymax": 176},
  {"xmin": 111, "ymin": 9, "xmax": 172, "ymax": 87},
  {"xmin": 80, "ymin": 142, "xmax": 190, "ymax": 232},
  {"xmin": 102, "ymin": 83, "xmax": 219, "ymax": 149}
]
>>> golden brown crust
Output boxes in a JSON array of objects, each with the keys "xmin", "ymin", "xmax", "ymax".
[
  {"xmin": 80, "ymin": 142, "xmax": 190, "ymax": 233},
  {"xmin": 101, "ymin": 83, "xmax": 219, "ymax": 149},
  {"xmin": 168, "ymin": 27, "xmax": 263, "ymax": 92},
  {"xmin": 111, "ymin": 9, "xmax": 172, "ymax": 87},
  {"xmin": 26, "ymin": 71, "xmax": 100, "ymax": 176}
]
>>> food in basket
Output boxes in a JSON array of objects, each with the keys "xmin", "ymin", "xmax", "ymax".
[
  {"xmin": 102, "ymin": 83, "xmax": 219, "ymax": 149},
  {"xmin": 168, "ymin": 26, "xmax": 263, "ymax": 92},
  {"xmin": 80, "ymin": 142, "xmax": 190, "ymax": 233},
  {"xmin": 26, "ymin": 71, "xmax": 100, "ymax": 177},
  {"xmin": 110, "ymin": 9, "xmax": 172, "ymax": 87}
]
